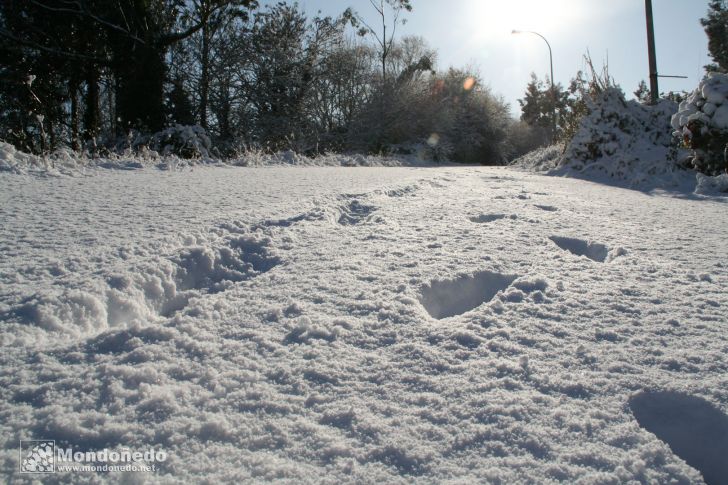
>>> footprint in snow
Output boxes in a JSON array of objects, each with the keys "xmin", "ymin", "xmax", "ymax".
[
  {"xmin": 254, "ymin": 208, "xmax": 327, "ymax": 229},
  {"xmin": 630, "ymin": 390, "xmax": 728, "ymax": 485},
  {"xmin": 384, "ymin": 184, "xmax": 418, "ymax": 197},
  {"xmin": 174, "ymin": 236, "xmax": 281, "ymax": 294},
  {"xmin": 469, "ymin": 214, "xmax": 509, "ymax": 223},
  {"xmin": 337, "ymin": 199, "xmax": 378, "ymax": 225},
  {"xmin": 534, "ymin": 204, "xmax": 558, "ymax": 212},
  {"xmin": 550, "ymin": 236, "xmax": 626, "ymax": 263},
  {"xmin": 419, "ymin": 271, "xmax": 517, "ymax": 319}
]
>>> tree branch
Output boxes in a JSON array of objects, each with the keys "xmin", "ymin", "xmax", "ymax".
[
  {"xmin": 30, "ymin": 0, "xmax": 146, "ymax": 44},
  {"xmin": 0, "ymin": 28, "xmax": 109, "ymax": 64},
  {"xmin": 160, "ymin": 3, "xmax": 228, "ymax": 45}
]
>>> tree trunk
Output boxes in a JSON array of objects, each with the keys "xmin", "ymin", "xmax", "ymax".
[
  {"xmin": 115, "ymin": 43, "xmax": 166, "ymax": 133},
  {"xmin": 47, "ymin": 117, "xmax": 55, "ymax": 151},
  {"xmin": 69, "ymin": 78, "xmax": 80, "ymax": 150},
  {"xmin": 111, "ymin": 75, "xmax": 118, "ymax": 135},
  {"xmin": 381, "ymin": 26, "xmax": 387, "ymax": 82},
  {"xmin": 84, "ymin": 64, "xmax": 99, "ymax": 140},
  {"xmin": 200, "ymin": 23, "xmax": 210, "ymax": 129}
]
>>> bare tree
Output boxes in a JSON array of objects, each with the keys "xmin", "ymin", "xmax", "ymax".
[{"xmin": 345, "ymin": 0, "xmax": 412, "ymax": 82}]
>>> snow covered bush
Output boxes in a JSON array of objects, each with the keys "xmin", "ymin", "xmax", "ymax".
[
  {"xmin": 695, "ymin": 172, "xmax": 728, "ymax": 195},
  {"xmin": 0, "ymin": 141, "xmax": 92, "ymax": 173},
  {"xmin": 509, "ymin": 144, "xmax": 563, "ymax": 172},
  {"xmin": 0, "ymin": 141, "xmax": 42, "ymax": 172},
  {"xmin": 560, "ymin": 87, "xmax": 678, "ymax": 179},
  {"xmin": 513, "ymin": 86, "xmax": 681, "ymax": 186},
  {"xmin": 149, "ymin": 125, "xmax": 213, "ymax": 159},
  {"xmin": 671, "ymin": 72, "xmax": 728, "ymax": 175}
]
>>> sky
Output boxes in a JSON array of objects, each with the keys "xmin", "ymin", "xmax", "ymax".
[{"xmin": 291, "ymin": 0, "xmax": 712, "ymax": 117}]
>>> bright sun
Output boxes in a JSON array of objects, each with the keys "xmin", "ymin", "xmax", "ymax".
[{"xmin": 467, "ymin": 0, "xmax": 583, "ymax": 41}]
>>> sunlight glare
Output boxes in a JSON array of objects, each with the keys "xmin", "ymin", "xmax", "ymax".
[{"xmin": 466, "ymin": 0, "xmax": 585, "ymax": 41}]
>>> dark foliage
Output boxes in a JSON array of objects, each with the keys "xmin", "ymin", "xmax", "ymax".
[
  {"xmin": 0, "ymin": 0, "xmax": 535, "ymax": 163},
  {"xmin": 702, "ymin": 0, "xmax": 728, "ymax": 72}
]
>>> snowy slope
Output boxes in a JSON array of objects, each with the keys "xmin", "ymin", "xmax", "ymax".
[{"xmin": 1, "ymin": 165, "xmax": 727, "ymax": 484}]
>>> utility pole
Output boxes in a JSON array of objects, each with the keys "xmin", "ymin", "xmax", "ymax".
[{"xmin": 645, "ymin": 0, "xmax": 659, "ymax": 104}]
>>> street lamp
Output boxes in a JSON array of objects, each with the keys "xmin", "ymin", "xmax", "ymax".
[{"xmin": 512, "ymin": 30, "xmax": 556, "ymax": 139}]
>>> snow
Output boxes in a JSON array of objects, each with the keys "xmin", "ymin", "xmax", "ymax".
[
  {"xmin": 674, "ymin": 73, "xmax": 728, "ymax": 139},
  {"xmin": 419, "ymin": 271, "xmax": 517, "ymax": 320},
  {"xmin": 513, "ymin": 85, "xmax": 728, "ymax": 194},
  {"xmin": 1, "ymin": 163, "xmax": 727, "ymax": 483},
  {"xmin": 150, "ymin": 124, "xmax": 213, "ymax": 159},
  {"xmin": 514, "ymin": 88, "xmax": 685, "ymax": 190},
  {"xmin": 512, "ymin": 88, "xmax": 693, "ymax": 191},
  {"xmin": 695, "ymin": 172, "xmax": 728, "ymax": 195},
  {"xmin": 630, "ymin": 390, "xmax": 728, "ymax": 485},
  {"xmin": 0, "ymin": 140, "xmax": 425, "ymax": 176},
  {"xmin": 559, "ymin": 88, "xmax": 680, "ymax": 182}
]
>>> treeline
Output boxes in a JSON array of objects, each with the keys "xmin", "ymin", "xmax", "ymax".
[{"xmin": 0, "ymin": 0, "xmax": 544, "ymax": 163}]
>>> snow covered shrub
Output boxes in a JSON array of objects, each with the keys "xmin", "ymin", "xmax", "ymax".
[
  {"xmin": 421, "ymin": 134, "xmax": 455, "ymax": 162},
  {"xmin": 555, "ymin": 55, "xmax": 613, "ymax": 148},
  {"xmin": 0, "ymin": 141, "xmax": 90, "ymax": 173},
  {"xmin": 671, "ymin": 72, "xmax": 728, "ymax": 175},
  {"xmin": 149, "ymin": 125, "xmax": 212, "ymax": 159},
  {"xmin": 0, "ymin": 141, "xmax": 42, "ymax": 171},
  {"xmin": 695, "ymin": 172, "xmax": 728, "ymax": 195},
  {"xmin": 510, "ymin": 144, "xmax": 563, "ymax": 171},
  {"xmin": 557, "ymin": 87, "xmax": 679, "ymax": 180}
]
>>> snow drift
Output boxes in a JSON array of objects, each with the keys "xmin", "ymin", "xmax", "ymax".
[{"xmin": 513, "ymin": 88, "xmax": 686, "ymax": 188}]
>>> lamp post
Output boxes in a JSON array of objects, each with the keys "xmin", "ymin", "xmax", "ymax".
[{"xmin": 512, "ymin": 30, "xmax": 556, "ymax": 139}]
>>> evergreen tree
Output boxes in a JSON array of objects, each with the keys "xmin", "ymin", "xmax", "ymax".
[
  {"xmin": 167, "ymin": 79, "xmax": 196, "ymax": 126},
  {"xmin": 518, "ymin": 73, "xmax": 567, "ymax": 142},
  {"xmin": 702, "ymin": 0, "xmax": 728, "ymax": 72},
  {"xmin": 634, "ymin": 80, "xmax": 651, "ymax": 104},
  {"xmin": 519, "ymin": 74, "xmax": 548, "ymax": 127},
  {"xmin": 247, "ymin": 3, "xmax": 345, "ymax": 150}
]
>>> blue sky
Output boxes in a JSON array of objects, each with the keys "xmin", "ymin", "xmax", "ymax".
[{"xmin": 288, "ymin": 0, "xmax": 712, "ymax": 117}]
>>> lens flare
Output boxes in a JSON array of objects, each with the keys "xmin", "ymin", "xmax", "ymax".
[{"xmin": 427, "ymin": 133, "xmax": 440, "ymax": 147}]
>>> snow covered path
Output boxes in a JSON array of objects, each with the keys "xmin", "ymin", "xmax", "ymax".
[{"xmin": 1, "ymin": 166, "xmax": 727, "ymax": 483}]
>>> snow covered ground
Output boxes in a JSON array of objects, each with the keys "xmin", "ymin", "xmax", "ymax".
[{"xmin": 1, "ymin": 164, "xmax": 727, "ymax": 483}]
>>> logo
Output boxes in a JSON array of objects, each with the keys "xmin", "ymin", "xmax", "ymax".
[
  {"xmin": 18, "ymin": 440, "xmax": 166, "ymax": 474},
  {"xmin": 20, "ymin": 440, "xmax": 55, "ymax": 473}
]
